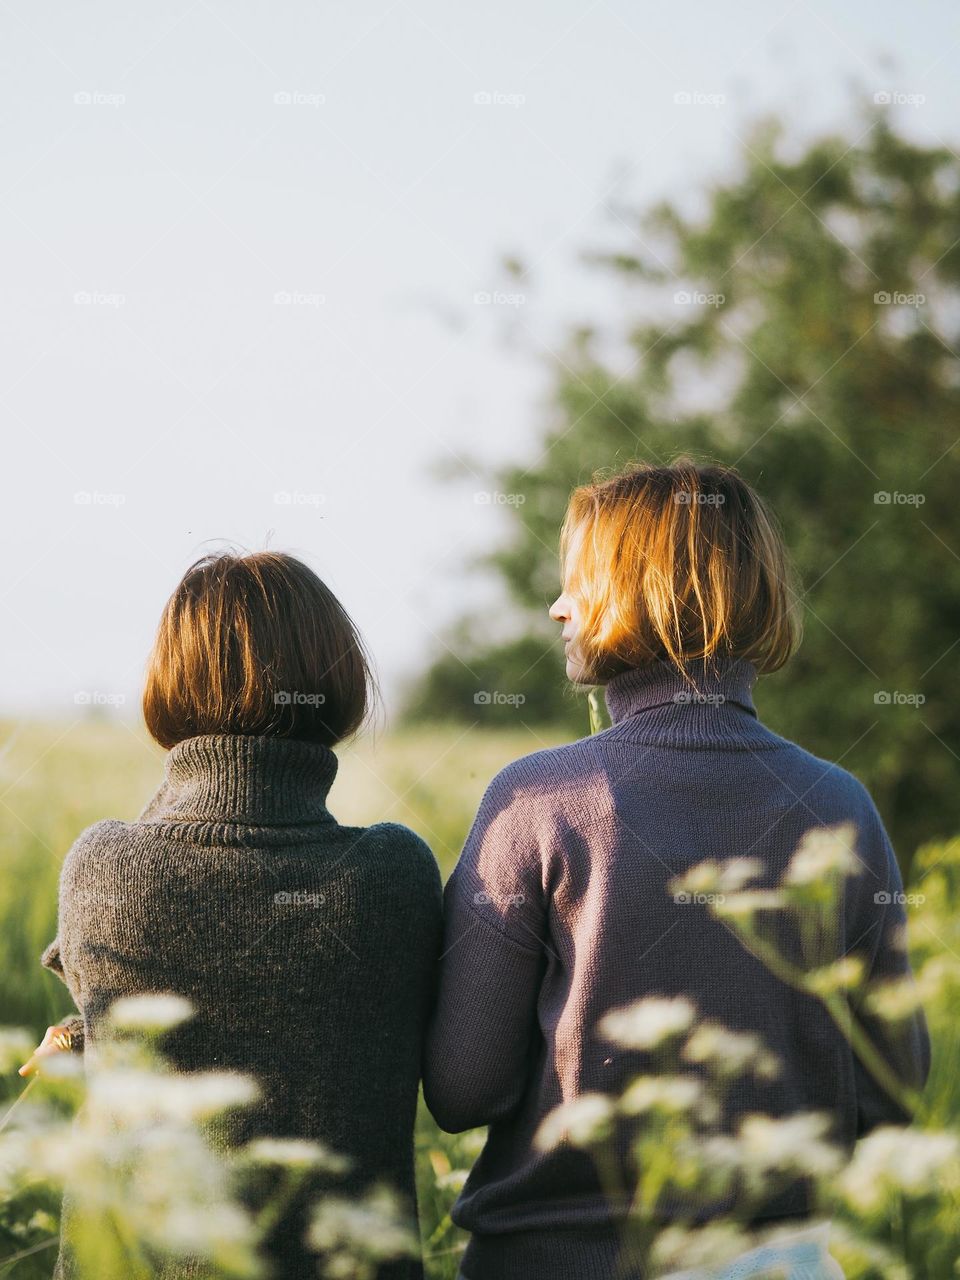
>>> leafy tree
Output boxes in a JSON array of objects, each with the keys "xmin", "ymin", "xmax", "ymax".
[
  {"xmin": 401, "ymin": 623, "xmax": 584, "ymax": 728},
  {"xmin": 405, "ymin": 108, "xmax": 960, "ymax": 869}
]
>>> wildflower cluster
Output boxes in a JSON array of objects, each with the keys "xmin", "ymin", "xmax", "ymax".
[
  {"xmin": 526, "ymin": 826, "xmax": 956, "ymax": 1278},
  {"xmin": 0, "ymin": 994, "xmax": 419, "ymax": 1280}
]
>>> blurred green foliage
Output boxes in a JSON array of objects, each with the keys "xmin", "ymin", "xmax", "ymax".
[{"xmin": 405, "ymin": 108, "xmax": 960, "ymax": 869}]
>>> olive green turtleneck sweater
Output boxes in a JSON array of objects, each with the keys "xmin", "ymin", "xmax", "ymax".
[{"xmin": 43, "ymin": 733, "xmax": 443, "ymax": 1280}]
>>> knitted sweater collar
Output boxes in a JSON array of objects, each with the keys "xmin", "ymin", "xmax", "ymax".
[
  {"xmin": 143, "ymin": 733, "xmax": 339, "ymax": 826},
  {"xmin": 603, "ymin": 655, "xmax": 759, "ymax": 728}
]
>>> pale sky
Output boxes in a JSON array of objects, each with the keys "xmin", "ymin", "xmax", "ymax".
[{"xmin": 2, "ymin": 0, "xmax": 957, "ymax": 720}]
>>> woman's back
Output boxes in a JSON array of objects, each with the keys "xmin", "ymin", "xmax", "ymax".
[
  {"xmin": 53, "ymin": 733, "xmax": 442, "ymax": 1279},
  {"xmin": 424, "ymin": 657, "xmax": 929, "ymax": 1280}
]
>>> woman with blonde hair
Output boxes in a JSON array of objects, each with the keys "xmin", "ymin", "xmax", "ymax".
[{"xmin": 425, "ymin": 459, "xmax": 929, "ymax": 1280}]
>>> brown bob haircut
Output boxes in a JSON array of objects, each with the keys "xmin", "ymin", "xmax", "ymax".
[
  {"xmin": 559, "ymin": 458, "xmax": 800, "ymax": 681},
  {"xmin": 143, "ymin": 551, "xmax": 374, "ymax": 749}
]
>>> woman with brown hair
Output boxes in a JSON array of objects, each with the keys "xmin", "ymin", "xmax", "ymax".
[{"xmin": 30, "ymin": 551, "xmax": 442, "ymax": 1279}]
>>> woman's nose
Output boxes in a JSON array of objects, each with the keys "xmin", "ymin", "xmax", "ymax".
[{"xmin": 549, "ymin": 596, "xmax": 568, "ymax": 622}]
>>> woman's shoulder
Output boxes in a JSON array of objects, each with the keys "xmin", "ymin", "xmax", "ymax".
[
  {"xmin": 338, "ymin": 820, "xmax": 440, "ymax": 876},
  {"xmin": 63, "ymin": 818, "xmax": 134, "ymax": 860},
  {"xmin": 764, "ymin": 734, "xmax": 881, "ymax": 812},
  {"xmin": 356, "ymin": 819, "xmax": 433, "ymax": 852},
  {"xmin": 334, "ymin": 822, "xmax": 443, "ymax": 924},
  {"xmin": 479, "ymin": 735, "xmax": 602, "ymax": 807},
  {"xmin": 56, "ymin": 819, "xmax": 137, "ymax": 896}
]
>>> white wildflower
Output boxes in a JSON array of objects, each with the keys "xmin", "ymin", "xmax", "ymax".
[
  {"xmin": 837, "ymin": 1126, "xmax": 960, "ymax": 1213},
  {"xmin": 717, "ymin": 858, "xmax": 766, "ymax": 891},
  {"xmin": 865, "ymin": 977, "xmax": 924, "ymax": 1022},
  {"xmin": 713, "ymin": 890, "xmax": 786, "ymax": 918},
  {"xmin": 534, "ymin": 1093, "xmax": 614, "ymax": 1151},
  {"xmin": 805, "ymin": 956, "xmax": 865, "ymax": 998},
  {"xmin": 88, "ymin": 1068, "xmax": 259, "ymax": 1123},
  {"xmin": 46, "ymin": 1118, "xmax": 263, "ymax": 1273},
  {"xmin": 36, "ymin": 1050, "xmax": 84, "ymax": 1080},
  {"xmin": 737, "ymin": 1112, "xmax": 842, "ymax": 1176},
  {"xmin": 785, "ymin": 824, "xmax": 859, "ymax": 886},
  {"xmin": 436, "ymin": 1169, "xmax": 470, "ymax": 1191},
  {"xmin": 0, "ymin": 1131, "xmax": 39, "ymax": 1190},
  {"xmin": 669, "ymin": 859, "xmax": 764, "ymax": 904},
  {"xmin": 705, "ymin": 1112, "xmax": 841, "ymax": 1179},
  {"xmin": 866, "ymin": 956, "xmax": 954, "ymax": 1022},
  {"xmin": 682, "ymin": 1023, "xmax": 781, "ymax": 1080},
  {"xmin": 717, "ymin": 858, "xmax": 765, "ymax": 893},
  {"xmin": 1, "ymin": 1042, "xmax": 265, "ymax": 1278},
  {"xmin": 0, "ymin": 1121, "xmax": 88, "ymax": 1187},
  {"xmin": 309, "ymin": 1184, "xmax": 419, "ymax": 1265},
  {"xmin": 152, "ymin": 1201, "xmax": 255, "ymax": 1253},
  {"xmin": 109, "ymin": 993, "xmax": 195, "ymax": 1032},
  {"xmin": 598, "ymin": 996, "xmax": 696, "ymax": 1050},
  {"xmin": 619, "ymin": 1075, "xmax": 703, "ymax": 1116},
  {"xmin": 244, "ymin": 1137, "xmax": 350, "ymax": 1173}
]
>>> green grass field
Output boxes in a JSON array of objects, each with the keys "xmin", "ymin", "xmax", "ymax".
[{"xmin": 2, "ymin": 715, "xmax": 958, "ymax": 1278}]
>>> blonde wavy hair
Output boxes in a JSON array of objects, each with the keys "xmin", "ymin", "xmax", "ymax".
[{"xmin": 559, "ymin": 459, "xmax": 800, "ymax": 681}]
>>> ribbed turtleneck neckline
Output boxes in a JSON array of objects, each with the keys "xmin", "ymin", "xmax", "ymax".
[
  {"xmin": 603, "ymin": 655, "xmax": 759, "ymax": 730},
  {"xmin": 143, "ymin": 734, "xmax": 339, "ymax": 827}
]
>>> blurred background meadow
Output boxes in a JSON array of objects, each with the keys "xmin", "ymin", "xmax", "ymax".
[{"xmin": 3, "ymin": 0, "xmax": 960, "ymax": 1275}]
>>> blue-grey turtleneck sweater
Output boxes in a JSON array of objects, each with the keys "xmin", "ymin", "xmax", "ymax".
[{"xmin": 423, "ymin": 657, "xmax": 930, "ymax": 1280}]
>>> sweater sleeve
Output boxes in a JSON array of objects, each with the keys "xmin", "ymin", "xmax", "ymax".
[
  {"xmin": 423, "ymin": 764, "xmax": 550, "ymax": 1133},
  {"xmin": 846, "ymin": 797, "xmax": 931, "ymax": 1133},
  {"xmin": 40, "ymin": 938, "xmax": 85, "ymax": 1053}
]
